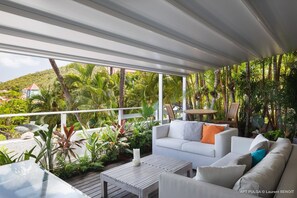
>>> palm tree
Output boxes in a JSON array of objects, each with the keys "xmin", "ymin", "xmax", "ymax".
[
  {"xmin": 49, "ymin": 59, "xmax": 84, "ymax": 127},
  {"xmin": 28, "ymin": 89, "xmax": 64, "ymax": 126},
  {"xmin": 64, "ymin": 64, "xmax": 117, "ymax": 127}
]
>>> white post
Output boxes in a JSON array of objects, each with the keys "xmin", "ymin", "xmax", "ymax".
[
  {"xmin": 61, "ymin": 113, "xmax": 67, "ymax": 133},
  {"xmin": 155, "ymin": 109, "xmax": 159, "ymax": 121},
  {"xmin": 182, "ymin": 76, "xmax": 187, "ymax": 120},
  {"xmin": 159, "ymin": 73, "xmax": 163, "ymax": 124},
  {"xmin": 118, "ymin": 109, "xmax": 123, "ymax": 125}
]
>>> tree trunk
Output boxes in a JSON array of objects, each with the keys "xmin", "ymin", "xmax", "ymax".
[
  {"xmin": 199, "ymin": 73, "xmax": 205, "ymax": 108},
  {"xmin": 225, "ymin": 66, "xmax": 229, "ymax": 112},
  {"xmin": 119, "ymin": 68, "xmax": 125, "ymax": 108},
  {"xmin": 228, "ymin": 66, "xmax": 235, "ymax": 103},
  {"xmin": 220, "ymin": 67, "xmax": 227, "ymax": 114},
  {"xmin": 109, "ymin": 67, "xmax": 114, "ymax": 75},
  {"xmin": 210, "ymin": 69, "xmax": 219, "ymax": 109},
  {"xmin": 49, "ymin": 58, "xmax": 84, "ymax": 127},
  {"xmin": 273, "ymin": 55, "xmax": 283, "ymax": 129},
  {"xmin": 195, "ymin": 73, "xmax": 199, "ymax": 108},
  {"xmin": 244, "ymin": 62, "xmax": 251, "ymax": 137}
]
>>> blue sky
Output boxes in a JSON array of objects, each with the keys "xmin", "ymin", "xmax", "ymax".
[{"xmin": 0, "ymin": 52, "xmax": 72, "ymax": 82}]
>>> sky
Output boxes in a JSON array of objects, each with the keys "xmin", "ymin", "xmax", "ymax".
[{"xmin": 0, "ymin": 52, "xmax": 72, "ymax": 82}]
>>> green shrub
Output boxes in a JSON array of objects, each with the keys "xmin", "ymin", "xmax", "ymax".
[
  {"xmin": 54, "ymin": 155, "xmax": 103, "ymax": 179},
  {"xmin": 128, "ymin": 121, "xmax": 159, "ymax": 154},
  {"xmin": 264, "ymin": 130, "xmax": 285, "ymax": 141}
]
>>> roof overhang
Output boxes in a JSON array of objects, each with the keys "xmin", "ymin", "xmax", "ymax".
[{"xmin": 0, "ymin": 0, "xmax": 296, "ymax": 76}]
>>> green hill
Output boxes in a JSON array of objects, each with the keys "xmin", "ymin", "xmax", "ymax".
[
  {"xmin": 0, "ymin": 63, "xmax": 109, "ymax": 91},
  {"xmin": 0, "ymin": 64, "xmax": 75, "ymax": 91}
]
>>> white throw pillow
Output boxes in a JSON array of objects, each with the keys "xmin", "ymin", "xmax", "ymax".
[
  {"xmin": 249, "ymin": 134, "xmax": 269, "ymax": 152},
  {"xmin": 204, "ymin": 123, "xmax": 229, "ymax": 130},
  {"xmin": 194, "ymin": 165, "xmax": 246, "ymax": 188},
  {"xmin": 168, "ymin": 121, "xmax": 203, "ymax": 140},
  {"xmin": 183, "ymin": 122, "xmax": 204, "ymax": 141},
  {"xmin": 168, "ymin": 120, "xmax": 187, "ymax": 139}
]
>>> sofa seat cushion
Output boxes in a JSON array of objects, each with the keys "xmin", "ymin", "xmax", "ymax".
[
  {"xmin": 181, "ymin": 142, "xmax": 215, "ymax": 157},
  {"xmin": 211, "ymin": 152, "xmax": 242, "ymax": 166},
  {"xmin": 155, "ymin": 137, "xmax": 189, "ymax": 150},
  {"xmin": 233, "ymin": 153, "xmax": 285, "ymax": 198}
]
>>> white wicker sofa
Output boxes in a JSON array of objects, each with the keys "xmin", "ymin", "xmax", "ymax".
[{"xmin": 152, "ymin": 121, "xmax": 238, "ymax": 168}]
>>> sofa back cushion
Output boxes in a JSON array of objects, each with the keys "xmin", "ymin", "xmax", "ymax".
[
  {"xmin": 168, "ymin": 121, "xmax": 203, "ymax": 140},
  {"xmin": 269, "ymin": 138, "xmax": 292, "ymax": 163},
  {"xmin": 233, "ymin": 153, "xmax": 285, "ymax": 198}
]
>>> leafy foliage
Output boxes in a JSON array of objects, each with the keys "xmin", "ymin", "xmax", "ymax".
[
  {"xmin": 99, "ymin": 125, "xmax": 129, "ymax": 162},
  {"xmin": 0, "ymin": 146, "xmax": 35, "ymax": 165},
  {"xmin": 53, "ymin": 126, "xmax": 85, "ymax": 162},
  {"xmin": 128, "ymin": 121, "xmax": 159, "ymax": 154},
  {"xmin": 54, "ymin": 155, "xmax": 103, "ymax": 179}
]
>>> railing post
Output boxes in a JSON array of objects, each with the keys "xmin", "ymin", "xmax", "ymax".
[
  {"xmin": 155, "ymin": 109, "xmax": 159, "ymax": 121},
  {"xmin": 61, "ymin": 113, "xmax": 67, "ymax": 133},
  {"xmin": 118, "ymin": 109, "xmax": 123, "ymax": 125}
]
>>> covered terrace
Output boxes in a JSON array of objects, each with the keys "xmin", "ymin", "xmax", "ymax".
[{"xmin": 0, "ymin": 0, "xmax": 297, "ymax": 198}]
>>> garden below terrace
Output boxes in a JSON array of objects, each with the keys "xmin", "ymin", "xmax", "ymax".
[{"xmin": 0, "ymin": 109, "xmax": 159, "ymax": 183}]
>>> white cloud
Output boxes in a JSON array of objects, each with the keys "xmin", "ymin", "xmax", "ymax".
[
  {"xmin": 0, "ymin": 52, "xmax": 72, "ymax": 82},
  {"xmin": 0, "ymin": 53, "xmax": 41, "ymax": 68}
]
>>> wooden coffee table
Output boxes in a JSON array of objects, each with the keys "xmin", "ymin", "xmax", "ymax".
[{"xmin": 100, "ymin": 155, "xmax": 192, "ymax": 198}]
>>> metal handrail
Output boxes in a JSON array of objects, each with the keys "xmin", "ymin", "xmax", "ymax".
[{"xmin": 0, "ymin": 107, "xmax": 141, "ymax": 118}]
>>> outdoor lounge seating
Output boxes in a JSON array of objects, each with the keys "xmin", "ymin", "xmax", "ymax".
[
  {"xmin": 152, "ymin": 121, "xmax": 238, "ymax": 168},
  {"xmin": 159, "ymin": 136, "xmax": 297, "ymax": 198}
]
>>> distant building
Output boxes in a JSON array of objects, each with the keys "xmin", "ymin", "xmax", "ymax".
[
  {"xmin": 22, "ymin": 83, "xmax": 40, "ymax": 99},
  {"xmin": 0, "ymin": 96, "xmax": 8, "ymax": 104}
]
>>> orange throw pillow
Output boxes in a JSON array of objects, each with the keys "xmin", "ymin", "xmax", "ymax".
[{"xmin": 201, "ymin": 125, "xmax": 225, "ymax": 144}]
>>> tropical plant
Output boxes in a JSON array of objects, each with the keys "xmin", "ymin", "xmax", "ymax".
[
  {"xmin": 28, "ymin": 89, "xmax": 64, "ymax": 126},
  {"xmin": 141, "ymin": 101, "xmax": 155, "ymax": 121},
  {"xmin": 0, "ymin": 98, "xmax": 29, "ymax": 138},
  {"xmin": 33, "ymin": 126, "xmax": 55, "ymax": 171},
  {"xmin": 83, "ymin": 131, "xmax": 101, "ymax": 162},
  {"xmin": 0, "ymin": 146, "xmax": 36, "ymax": 165},
  {"xmin": 264, "ymin": 130, "xmax": 285, "ymax": 141},
  {"xmin": 128, "ymin": 121, "xmax": 159, "ymax": 154},
  {"xmin": 64, "ymin": 64, "xmax": 117, "ymax": 127},
  {"xmin": 99, "ymin": 125, "xmax": 129, "ymax": 162},
  {"xmin": 54, "ymin": 155, "xmax": 103, "ymax": 179},
  {"xmin": 53, "ymin": 125, "xmax": 85, "ymax": 162}
]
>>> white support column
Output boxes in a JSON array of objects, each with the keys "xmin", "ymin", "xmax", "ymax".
[
  {"xmin": 60, "ymin": 113, "xmax": 67, "ymax": 133},
  {"xmin": 182, "ymin": 76, "xmax": 187, "ymax": 120},
  {"xmin": 158, "ymin": 73, "xmax": 163, "ymax": 124},
  {"xmin": 118, "ymin": 109, "xmax": 123, "ymax": 125}
]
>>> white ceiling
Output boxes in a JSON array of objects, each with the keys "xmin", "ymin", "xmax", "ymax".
[{"xmin": 0, "ymin": 0, "xmax": 296, "ymax": 76}]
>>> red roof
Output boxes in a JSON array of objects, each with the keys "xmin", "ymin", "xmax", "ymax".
[{"xmin": 25, "ymin": 83, "xmax": 40, "ymax": 90}]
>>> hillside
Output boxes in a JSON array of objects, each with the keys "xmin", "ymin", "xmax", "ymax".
[{"xmin": 0, "ymin": 65, "xmax": 74, "ymax": 90}]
